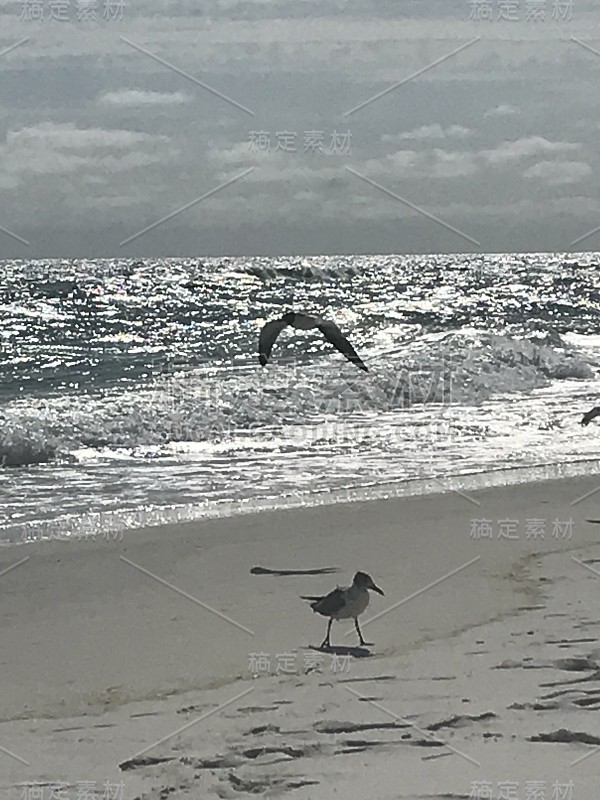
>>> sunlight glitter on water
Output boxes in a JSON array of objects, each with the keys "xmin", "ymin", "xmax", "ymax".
[{"xmin": 0, "ymin": 253, "xmax": 599, "ymax": 543}]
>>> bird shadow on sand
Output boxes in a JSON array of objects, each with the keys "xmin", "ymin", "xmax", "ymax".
[
  {"xmin": 251, "ymin": 566, "xmax": 341, "ymax": 577},
  {"xmin": 307, "ymin": 644, "xmax": 374, "ymax": 658}
]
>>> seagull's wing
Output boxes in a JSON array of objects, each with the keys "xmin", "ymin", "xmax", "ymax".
[
  {"xmin": 581, "ymin": 406, "xmax": 600, "ymax": 426},
  {"xmin": 258, "ymin": 318, "xmax": 288, "ymax": 366},
  {"xmin": 317, "ymin": 320, "xmax": 368, "ymax": 372},
  {"xmin": 292, "ymin": 313, "xmax": 318, "ymax": 331},
  {"xmin": 307, "ymin": 587, "xmax": 347, "ymax": 617}
]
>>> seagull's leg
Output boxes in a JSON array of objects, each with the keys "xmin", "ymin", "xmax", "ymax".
[
  {"xmin": 354, "ymin": 618, "xmax": 373, "ymax": 647},
  {"xmin": 320, "ymin": 618, "xmax": 333, "ymax": 649}
]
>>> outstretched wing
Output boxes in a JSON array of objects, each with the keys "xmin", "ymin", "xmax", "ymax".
[
  {"xmin": 317, "ymin": 320, "xmax": 368, "ymax": 372},
  {"xmin": 258, "ymin": 318, "xmax": 288, "ymax": 366},
  {"xmin": 581, "ymin": 406, "xmax": 600, "ymax": 426}
]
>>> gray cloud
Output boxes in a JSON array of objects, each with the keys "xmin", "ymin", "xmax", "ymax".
[
  {"xmin": 484, "ymin": 104, "xmax": 520, "ymax": 118},
  {"xmin": 480, "ymin": 137, "xmax": 580, "ymax": 165},
  {"xmin": 0, "ymin": 0, "xmax": 599, "ymax": 255},
  {"xmin": 383, "ymin": 124, "xmax": 472, "ymax": 142},
  {"xmin": 99, "ymin": 89, "xmax": 192, "ymax": 106},
  {"xmin": 523, "ymin": 160, "xmax": 593, "ymax": 185}
]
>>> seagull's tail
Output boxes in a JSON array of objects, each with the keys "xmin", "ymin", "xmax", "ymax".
[{"xmin": 301, "ymin": 595, "xmax": 324, "ymax": 611}]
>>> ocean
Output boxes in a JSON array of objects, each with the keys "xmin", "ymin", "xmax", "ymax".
[{"xmin": 0, "ymin": 252, "xmax": 599, "ymax": 545}]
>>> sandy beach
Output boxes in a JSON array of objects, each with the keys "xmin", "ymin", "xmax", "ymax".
[{"xmin": 2, "ymin": 472, "xmax": 600, "ymax": 799}]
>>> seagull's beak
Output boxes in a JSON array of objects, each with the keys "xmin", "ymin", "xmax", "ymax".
[{"xmin": 371, "ymin": 583, "xmax": 384, "ymax": 596}]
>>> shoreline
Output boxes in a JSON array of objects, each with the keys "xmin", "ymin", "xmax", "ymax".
[{"xmin": 4, "ymin": 455, "xmax": 600, "ymax": 547}]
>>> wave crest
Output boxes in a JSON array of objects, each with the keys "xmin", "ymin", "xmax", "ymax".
[{"xmin": 0, "ymin": 331, "xmax": 593, "ymax": 466}]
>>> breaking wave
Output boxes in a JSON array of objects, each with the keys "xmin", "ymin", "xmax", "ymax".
[{"xmin": 0, "ymin": 330, "xmax": 593, "ymax": 468}]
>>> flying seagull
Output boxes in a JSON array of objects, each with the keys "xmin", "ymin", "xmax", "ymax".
[
  {"xmin": 258, "ymin": 312, "xmax": 368, "ymax": 372},
  {"xmin": 581, "ymin": 406, "xmax": 600, "ymax": 426},
  {"xmin": 301, "ymin": 571, "xmax": 384, "ymax": 649}
]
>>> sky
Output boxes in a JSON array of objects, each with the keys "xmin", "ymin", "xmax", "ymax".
[{"xmin": 0, "ymin": 0, "xmax": 599, "ymax": 257}]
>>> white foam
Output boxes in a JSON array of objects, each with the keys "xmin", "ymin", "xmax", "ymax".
[{"xmin": 5, "ymin": 457, "xmax": 600, "ymax": 546}]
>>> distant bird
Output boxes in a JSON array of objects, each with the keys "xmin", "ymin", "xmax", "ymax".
[
  {"xmin": 581, "ymin": 406, "xmax": 600, "ymax": 426},
  {"xmin": 301, "ymin": 571, "xmax": 384, "ymax": 649},
  {"xmin": 258, "ymin": 312, "xmax": 368, "ymax": 372}
]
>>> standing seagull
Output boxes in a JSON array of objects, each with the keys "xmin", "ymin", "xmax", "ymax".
[
  {"xmin": 301, "ymin": 571, "xmax": 384, "ymax": 649},
  {"xmin": 258, "ymin": 311, "xmax": 368, "ymax": 372},
  {"xmin": 581, "ymin": 406, "xmax": 600, "ymax": 426}
]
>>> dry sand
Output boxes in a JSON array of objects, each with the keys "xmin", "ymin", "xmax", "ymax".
[{"xmin": 2, "ymin": 473, "xmax": 600, "ymax": 798}]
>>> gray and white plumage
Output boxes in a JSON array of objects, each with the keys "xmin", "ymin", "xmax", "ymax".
[
  {"xmin": 301, "ymin": 571, "xmax": 384, "ymax": 649},
  {"xmin": 581, "ymin": 406, "xmax": 600, "ymax": 426},
  {"xmin": 258, "ymin": 311, "xmax": 368, "ymax": 372}
]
